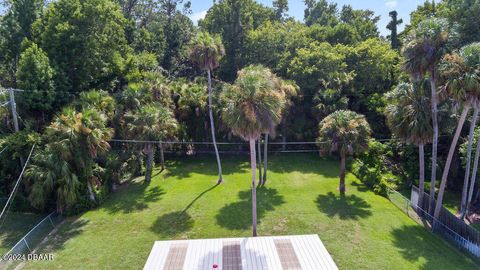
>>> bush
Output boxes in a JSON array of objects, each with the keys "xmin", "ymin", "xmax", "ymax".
[{"xmin": 352, "ymin": 139, "xmax": 409, "ymax": 196}]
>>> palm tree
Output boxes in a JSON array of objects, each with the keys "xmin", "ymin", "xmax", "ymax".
[
  {"xmin": 432, "ymin": 43, "xmax": 480, "ymax": 219},
  {"xmin": 402, "ymin": 18, "xmax": 451, "ymax": 212},
  {"xmin": 385, "ymin": 82, "xmax": 433, "ymax": 208},
  {"xmin": 317, "ymin": 110, "xmax": 371, "ymax": 194},
  {"xmin": 126, "ymin": 104, "xmax": 178, "ymax": 182},
  {"xmin": 222, "ymin": 65, "xmax": 286, "ymax": 236},
  {"xmin": 47, "ymin": 107, "xmax": 113, "ymax": 202},
  {"xmin": 260, "ymin": 78, "xmax": 298, "ymax": 187},
  {"xmin": 189, "ymin": 31, "xmax": 225, "ymax": 184},
  {"xmin": 26, "ymin": 144, "xmax": 80, "ymax": 213}
]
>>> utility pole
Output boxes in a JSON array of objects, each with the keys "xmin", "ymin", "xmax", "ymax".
[
  {"xmin": 8, "ymin": 88, "xmax": 24, "ymax": 167},
  {"xmin": 8, "ymin": 88, "xmax": 20, "ymax": 133}
]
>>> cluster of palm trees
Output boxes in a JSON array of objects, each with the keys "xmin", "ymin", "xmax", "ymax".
[
  {"xmin": 190, "ymin": 32, "xmax": 300, "ymax": 236},
  {"xmin": 391, "ymin": 17, "xmax": 480, "ymax": 221}
]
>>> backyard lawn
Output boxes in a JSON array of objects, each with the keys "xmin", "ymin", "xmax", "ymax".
[
  {"xmin": 21, "ymin": 154, "xmax": 479, "ymax": 270},
  {"xmin": 0, "ymin": 212, "xmax": 45, "ymax": 255}
]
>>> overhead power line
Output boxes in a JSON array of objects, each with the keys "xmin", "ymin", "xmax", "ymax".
[{"xmin": 0, "ymin": 144, "xmax": 36, "ymax": 229}]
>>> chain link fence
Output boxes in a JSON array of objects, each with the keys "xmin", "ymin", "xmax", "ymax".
[
  {"xmin": 0, "ymin": 212, "xmax": 63, "ymax": 269},
  {"xmin": 387, "ymin": 187, "xmax": 480, "ymax": 258}
]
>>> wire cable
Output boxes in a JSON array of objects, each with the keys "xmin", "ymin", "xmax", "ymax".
[
  {"xmin": 0, "ymin": 146, "xmax": 8, "ymax": 155},
  {"xmin": 0, "ymin": 144, "xmax": 36, "ymax": 229}
]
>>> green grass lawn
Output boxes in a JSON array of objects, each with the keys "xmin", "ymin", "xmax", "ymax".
[
  {"xmin": 22, "ymin": 154, "xmax": 479, "ymax": 270},
  {"xmin": 0, "ymin": 212, "xmax": 45, "ymax": 255}
]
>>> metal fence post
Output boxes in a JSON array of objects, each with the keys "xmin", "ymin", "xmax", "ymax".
[{"xmin": 23, "ymin": 238, "xmax": 31, "ymax": 253}]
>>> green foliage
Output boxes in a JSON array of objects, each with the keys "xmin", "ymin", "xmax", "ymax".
[
  {"xmin": 189, "ymin": 31, "xmax": 225, "ymax": 71},
  {"xmin": 221, "ymin": 65, "xmax": 286, "ymax": 140},
  {"xmin": 16, "ymin": 42, "xmax": 55, "ymax": 113},
  {"xmin": 33, "ymin": 0, "xmax": 129, "ymax": 94},
  {"xmin": 0, "ymin": 0, "xmax": 43, "ymax": 86},
  {"xmin": 200, "ymin": 0, "xmax": 275, "ymax": 81},
  {"xmin": 317, "ymin": 110, "xmax": 371, "ymax": 158},
  {"xmin": 352, "ymin": 140, "xmax": 401, "ymax": 196}
]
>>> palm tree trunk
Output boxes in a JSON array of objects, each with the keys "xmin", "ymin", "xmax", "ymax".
[
  {"xmin": 418, "ymin": 143, "xmax": 425, "ymax": 209},
  {"xmin": 281, "ymin": 119, "xmax": 287, "ymax": 151},
  {"xmin": 461, "ymin": 106, "xmax": 479, "ymax": 218},
  {"xmin": 257, "ymin": 138, "xmax": 263, "ymax": 186},
  {"xmin": 340, "ymin": 154, "xmax": 346, "ymax": 194},
  {"xmin": 262, "ymin": 133, "xmax": 269, "ymax": 187},
  {"xmin": 159, "ymin": 142, "xmax": 165, "ymax": 172},
  {"xmin": 466, "ymin": 125, "xmax": 480, "ymax": 216},
  {"xmin": 429, "ymin": 74, "xmax": 439, "ymax": 214},
  {"xmin": 145, "ymin": 143, "xmax": 154, "ymax": 182},
  {"xmin": 207, "ymin": 69, "xmax": 223, "ymax": 184},
  {"xmin": 87, "ymin": 182, "xmax": 96, "ymax": 202},
  {"xmin": 249, "ymin": 139, "xmax": 258, "ymax": 237},
  {"xmin": 434, "ymin": 106, "xmax": 470, "ymax": 219}
]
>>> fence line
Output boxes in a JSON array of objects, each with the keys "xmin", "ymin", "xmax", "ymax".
[
  {"xmin": 0, "ymin": 212, "xmax": 63, "ymax": 268},
  {"xmin": 387, "ymin": 187, "xmax": 480, "ymax": 258}
]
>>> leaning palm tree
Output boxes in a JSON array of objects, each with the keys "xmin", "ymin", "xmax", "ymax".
[
  {"xmin": 317, "ymin": 110, "xmax": 372, "ymax": 194},
  {"xmin": 222, "ymin": 65, "xmax": 286, "ymax": 236},
  {"xmin": 385, "ymin": 82, "xmax": 433, "ymax": 208},
  {"xmin": 402, "ymin": 18, "xmax": 451, "ymax": 213},
  {"xmin": 189, "ymin": 31, "xmax": 225, "ymax": 184},
  {"xmin": 432, "ymin": 43, "xmax": 480, "ymax": 219},
  {"xmin": 126, "ymin": 104, "xmax": 178, "ymax": 182}
]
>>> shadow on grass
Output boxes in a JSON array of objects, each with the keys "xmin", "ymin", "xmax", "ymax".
[
  {"xmin": 39, "ymin": 219, "xmax": 89, "ymax": 253},
  {"xmin": 150, "ymin": 211, "xmax": 194, "ymax": 237},
  {"xmin": 0, "ymin": 212, "xmax": 45, "ymax": 253},
  {"xmin": 315, "ymin": 192, "xmax": 372, "ymax": 220},
  {"xmin": 103, "ymin": 183, "xmax": 165, "ymax": 214},
  {"xmin": 216, "ymin": 187, "xmax": 285, "ymax": 230},
  {"xmin": 391, "ymin": 225, "xmax": 479, "ymax": 270},
  {"xmin": 150, "ymin": 184, "xmax": 219, "ymax": 237}
]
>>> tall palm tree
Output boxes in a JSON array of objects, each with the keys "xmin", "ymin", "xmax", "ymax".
[
  {"xmin": 435, "ymin": 43, "xmax": 480, "ymax": 217},
  {"xmin": 126, "ymin": 104, "xmax": 178, "ymax": 182},
  {"xmin": 190, "ymin": 31, "xmax": 225, "ymax": 184},
  {"xmin": 260, "ymin": 78, "xmax": 298, "ymax": 187},
  {"xmin": 385, "ymin": 82, "xmax": 433, "ymax": 208},
  {"xmin": 402, "ymin": 18, "xmax": 451, "ymax": 212},
  {"xmin": 222, "ymin": 65, "xmax": 286, "ymax": 236},
  {"xmin": 317, "ymin": 110, "xmax": 371, "ymax": 194}
]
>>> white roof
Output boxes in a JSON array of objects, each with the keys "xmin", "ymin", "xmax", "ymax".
[{"xmin": 144, "ymin": 234, "xmax": 338, "ymax": 270}]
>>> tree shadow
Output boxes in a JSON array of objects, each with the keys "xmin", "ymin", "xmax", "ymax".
[
  {"xmin": 350, "ymin": 181, "xmax": 371, "ymax": 193},
  {"xmin": 391, "ymin": 225, "xmax": 479, "ymax": 270},
  {"xmin": 183, "ymin": 184, "xmax": 219, "ymax": 212},
  {"xmin": 37, "ymin": 218, "xmax": 89, "ymax": 253},
  {"xmin": 103, "ymin": 182, "xmax": 165, "ymax": 214},
  {"xmin": 315, "ymin": 192, "xmax": 372, "ymax": 220},
  {"xmin": 0, "ymin": 212, "xmax": 45, "ymax": 254},
  {"xmin": 150, "ymin": 211, "xmax": 194, "ymax": 237},
  {"xmin": 215, "ymin": 187, "xmax": 285, "ymax": 230}
]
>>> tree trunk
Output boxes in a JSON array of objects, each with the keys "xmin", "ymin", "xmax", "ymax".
[
  {"xmin": 418, "ymin": 143, "xmax": 425, "ymax": 209},
  {"xmin": 257, "ymin": 138, "xmax": 263, "ymax": 186},
  {"xmin": 467, "ymin": 124, "xmax": 480, "ymax": 216},
  {"xmin": 339, "ymin": 154, "xmax": 346, "ymax": 194},
  {"xmin": 461, "ymin": 106, "xmax": 479, "ymax": 218},
  {"xmin": 434, "ymin": 106, "xmax": 470, "ymax": 219},
  {"xmin": 281, "ymin": 119, "xmax": 287, "ymax": 151},
  {"xmin": 249, "ymin": 139, "xmax": 258, "ymax": 237},
  {"xmin": 159, "ymin": 142, "xmax": 165, "ymax": 172},
  {"xmin": 207, "ymin": 69, "xmax": 223, "ymax": 184},
  {"xmin": 145, "ymin": 143, "xmax": 154, "ymax": 182},
  {"xmin": 429, "ymin": 74, "xmax": 439, "ymax": 214},
  {"xmin": 87, "ymin": 182, "xmax": 96, "ymax": 202},
  {"xmin": 262, "ymin": 133, "xmax": 269, "ymax": 187}
]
